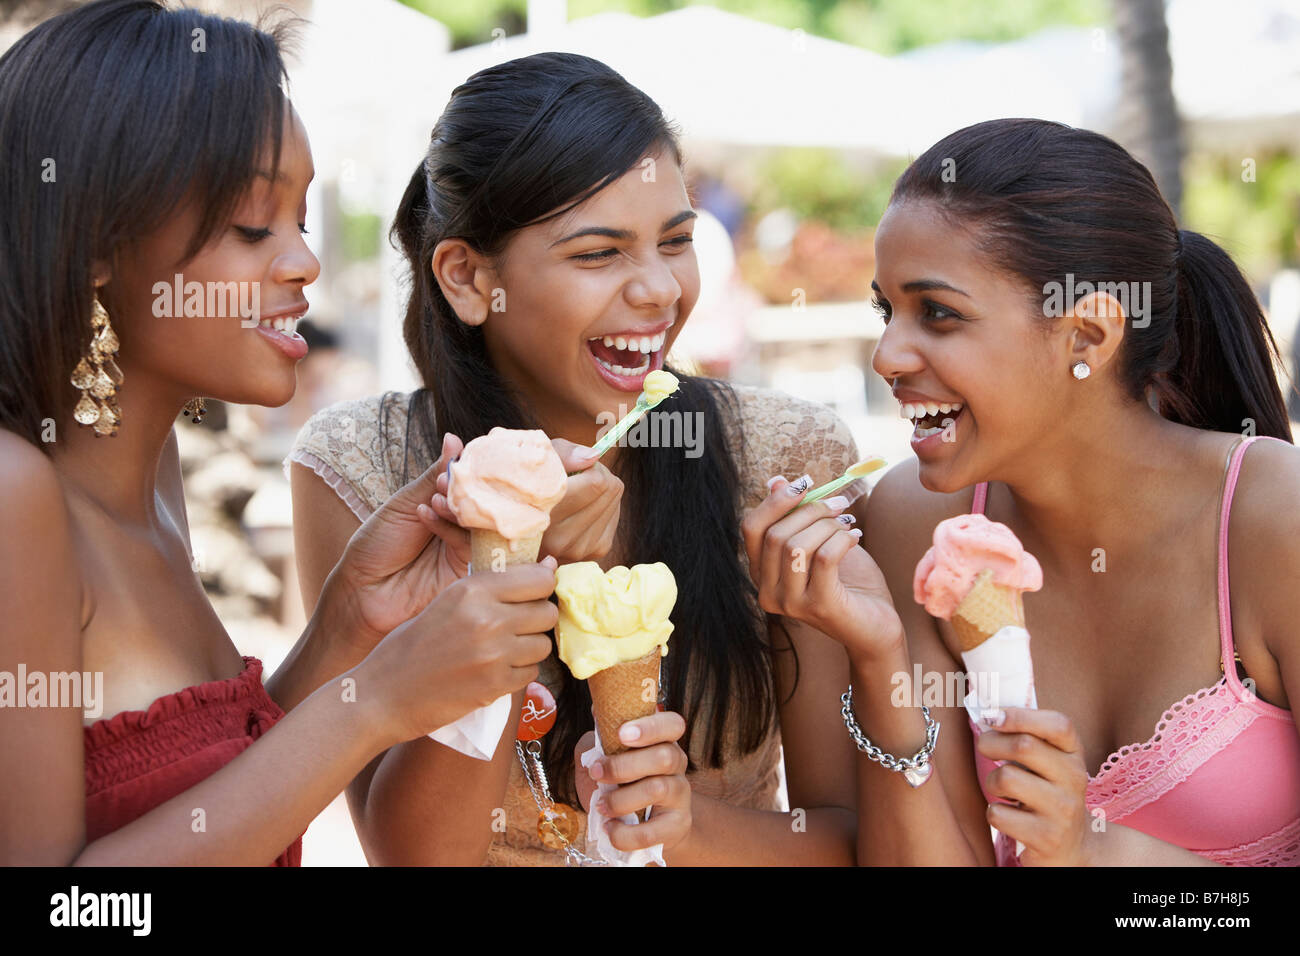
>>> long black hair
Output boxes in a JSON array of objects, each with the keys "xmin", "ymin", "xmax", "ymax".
[
  {"xmin": 890, "ymin": 118, "xmax": 1292, "ymax": 441},
  {"xmin": 0, "ymin": 0, "xmax": 301, "ymax": 448},
  {"xmin": 388, "ymin": 52, "xmax": 775, "ymax": 802}
]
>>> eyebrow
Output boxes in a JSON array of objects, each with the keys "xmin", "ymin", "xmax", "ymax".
[
  {"xmin": 550, "ymin": 209, "xmax": 697, "ymax": 247},
  {"xmin": 871, "ymin": 278, "xmax": 970, "ymax": 298}
]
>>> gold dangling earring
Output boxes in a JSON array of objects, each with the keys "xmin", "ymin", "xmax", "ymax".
[
  {"xmin": 182, "ymin": 397, "xmax": 206, "ymax": 424},
  {"xmin": 71, "ymin": 294, "xmax": 123, "ymax": 437}
]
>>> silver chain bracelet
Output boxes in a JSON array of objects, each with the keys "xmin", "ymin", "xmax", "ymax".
[{"xmin": 840, "ymin": 685, "xmax": 940, "ymax": 788}]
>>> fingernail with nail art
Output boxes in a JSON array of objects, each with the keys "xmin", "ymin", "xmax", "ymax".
[{"xmin": 787, "ymin": 475, "xmax": 812, "ymax": 495}]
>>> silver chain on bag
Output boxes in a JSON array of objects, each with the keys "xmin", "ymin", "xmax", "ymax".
[{"xmin": 516, "ymin": 740, "xmax": 607, "ymax": 867}]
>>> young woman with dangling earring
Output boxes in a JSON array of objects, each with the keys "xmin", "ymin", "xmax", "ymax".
[{"xmin": 0, "ymin": 0, "xmax": 558, "ymax": 865}]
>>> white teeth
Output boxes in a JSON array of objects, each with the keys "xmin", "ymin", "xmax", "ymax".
[
  {"xmin": 900, "ymin": 400, "xmax": 963, "ymax": 421},
  {"xmin": 590, "ymin": 330, "xmax": 669, "ymax": 358},
  {"xmin": 259, "ymin": 316, "xmax": 299, "ymax": 334},
  {"xmin": 596, "ymin": 354, "xmax": 650, "ymax": 376}
]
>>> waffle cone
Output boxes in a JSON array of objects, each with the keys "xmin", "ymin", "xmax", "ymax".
[
  {"xmin": 469, "ymin": 529, "xmax": 542, "ymax": 573},
  {"xmin": 588, "ymin": 649, "xmax": 661, "ymax": 755},
  {"xmin": 950, "ymin": 569, "xmax": 1025, "ymax": 652}
]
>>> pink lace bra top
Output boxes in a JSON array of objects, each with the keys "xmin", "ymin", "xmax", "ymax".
[{"xmin": 969, "ymin": 435, "xmax": 1300, "ymax": 866}]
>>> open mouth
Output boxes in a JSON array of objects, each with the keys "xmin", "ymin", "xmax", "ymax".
[
  {"xmin": 901, "ymin": 399, "xmax": 965, "ymax": 441},
  {"xmin": 585, "ymin": 328, "xmax": 669, "ymax": 390}
]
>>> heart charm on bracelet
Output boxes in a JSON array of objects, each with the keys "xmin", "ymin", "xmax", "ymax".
[{"xmin": 903, "ymin": 762, "xmax": 933, "ymax": 788}]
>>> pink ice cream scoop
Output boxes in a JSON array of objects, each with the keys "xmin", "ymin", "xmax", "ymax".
[
  {"xmin": 446, "ymin": 427, "xmax": 567, "ymax": 542},
  {"xmin": 912, "ymin": 513, "xmax": 1042, "ymax": 619}
]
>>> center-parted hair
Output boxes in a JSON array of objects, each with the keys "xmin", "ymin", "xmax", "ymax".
[
  {"xmin": 890, "ymin": 118, "xmax": 1292, "ymax": 441},
  {"xmin": 0, "ymin": 0, "xmax": 301, "ymax": 448},
  {"xmin": 389, "ymin": 52, "xmax": 777, "ymax": 801}
]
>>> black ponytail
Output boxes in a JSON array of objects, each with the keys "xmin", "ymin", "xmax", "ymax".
[{"xmin": 1163, "ymin": 229, "xmax": 1290, "ymax": 439}]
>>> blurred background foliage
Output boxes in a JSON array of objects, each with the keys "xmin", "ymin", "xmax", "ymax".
[{"xmin": 399, "ymin": 0, "xmax": 1106, "ymax": 54}]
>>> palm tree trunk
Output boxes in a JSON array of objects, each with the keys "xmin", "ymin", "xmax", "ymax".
[{"xmin": 1111, "ymin": 0, "xmax": 1183, "ymax": 216}]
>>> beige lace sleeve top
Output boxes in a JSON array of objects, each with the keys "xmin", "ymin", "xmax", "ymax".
[{"xmin": 286, "ymin": 383, "xmax": 866, "ymax": 866}]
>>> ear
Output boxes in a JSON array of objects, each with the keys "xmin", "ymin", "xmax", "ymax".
[
  {"xmin": 431, "ymin": 239, "xmax": 497, "ymax": 328},
  {"xmin": 90, "ymin": 260, "xmax": 112, "ymax": 290},
  {"xmin": 1067, "ymin": 290, "xmax": 1126, "ymax": 375}
]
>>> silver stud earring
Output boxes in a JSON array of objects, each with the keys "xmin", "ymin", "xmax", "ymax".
[{"xmin": 1071, "ymin": 361, "xmax": 1091, "ymax": 380}]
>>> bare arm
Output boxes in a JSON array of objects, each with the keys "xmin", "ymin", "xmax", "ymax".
[
  {"xmin": 664, "ymin": 616, "xmax": 858, "ymax": 866},
  {"xmin": 854, "ymin": 464, "xmax": 996, "ymax": 864},
  {"xmin": 0, "ymin": 435, "xmax": 390, "ymax": 865},
  {"xmin": 289, "ymin": 461, "xmax": 515, "ymax": 864}
]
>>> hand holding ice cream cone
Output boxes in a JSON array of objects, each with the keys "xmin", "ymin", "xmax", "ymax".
[
  {"xmin": 540, "ymin": 438, "xmax": 625, "ymax": 565},
  {"xmin": 556, "ymin": 561, "xmax": 689, "ymax": 864}
]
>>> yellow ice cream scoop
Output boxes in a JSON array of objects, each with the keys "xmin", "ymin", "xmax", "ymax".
[
  {"xmin": 555, "ymin": 561, "xmax": 677, "ymax": 680},
  {"xmin": 588, "ymin": 370, "xmax": 681, "ymax": 459}
]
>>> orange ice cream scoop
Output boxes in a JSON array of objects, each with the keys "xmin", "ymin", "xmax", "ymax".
[
  {"xmin": 912, "ymin": 513, "xmax": 1042, "ymax": 620},
  {"xmin": 447, "ymin": 427, "xmax": 567, "ymax": 543}
]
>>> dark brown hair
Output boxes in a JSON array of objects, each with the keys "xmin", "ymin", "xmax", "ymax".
[
  {"xmin": 0, "ymin": 0, "xmax": 301, "ymax": 448},
  {"xmin": 891, "ymin": 118, "xmax": 1292, "ymax": 441},
  {"xmin": 388, "ymin": 52, "xmax": 777, "ymax": 802}
]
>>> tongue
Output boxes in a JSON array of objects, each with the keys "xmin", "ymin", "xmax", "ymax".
[{"xmin": 589, "ymin": 339, "xmax": 646, "ymax": 368}]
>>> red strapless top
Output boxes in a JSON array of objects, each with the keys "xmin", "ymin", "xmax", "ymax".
[{"xmin": 83, "ymin": 656, "xmax": 302, "ymax": 865}]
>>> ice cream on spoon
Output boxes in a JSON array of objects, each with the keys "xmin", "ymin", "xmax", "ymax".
[{"xmin": 588, "ymin": 370, "xmax": 680, "ymax": 460}]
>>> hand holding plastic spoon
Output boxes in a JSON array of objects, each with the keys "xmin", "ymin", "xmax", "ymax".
[{"xmin": 796, "ymin": 456, "xmax": 888, "ymax": 508}]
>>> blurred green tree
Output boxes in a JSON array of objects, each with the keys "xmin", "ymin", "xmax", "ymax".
[{"xmin": 398, "ymin": 0, "xmax": 1105, "ymax": 53}]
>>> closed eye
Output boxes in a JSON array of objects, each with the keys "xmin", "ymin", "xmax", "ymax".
[
  {"xmin": 235, "ymin": 223, "xmax": 310, "ymax": 243},
  {"xmin": 572, "ymin": 248, "xmax": 618, "ymax": 262}
]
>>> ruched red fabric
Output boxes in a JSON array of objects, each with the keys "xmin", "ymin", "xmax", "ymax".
[{"xmin": 83, "ymin": 657, "xmax": 303, "ymax": 865}]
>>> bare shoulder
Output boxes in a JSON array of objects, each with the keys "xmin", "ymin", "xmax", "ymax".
[
  {"xmin": 1232, "ymin": 436, "xmax": 1300, "ymax": 527},
  {"xmin": 0, "ymin": 429, "xmax": 73, "ymax": 536},
  {"xmin": 863, "ymin": 456, "xmax": 974, "ymax": 557},
  {"xmin": 0, "ymin": 429, "xmax": 83, "ymax": 644},
  {"xmin": 1228, "ymin": 436, "xmax": 1300, "ymax": 657}
]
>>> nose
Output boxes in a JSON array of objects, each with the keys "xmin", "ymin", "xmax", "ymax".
[
  {"xmin": 870, "ymin": 317, "xmax": 925, "ymax": 383},
  {"xmin": 625, "ymin": 251, "xmax": 682, "ymax": 311},
  {"xmin": 274, "ymin": 233, "xmax": 321, "ymax": 289}
]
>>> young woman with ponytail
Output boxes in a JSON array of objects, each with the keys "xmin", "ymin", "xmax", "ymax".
[
  {"xmin": 744, "ymin": 118, "xmax": 1300, "ymax": 865},
  {"xmin": 289, "ymin": 52, "xmax": 864, "ymax": 865}
]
